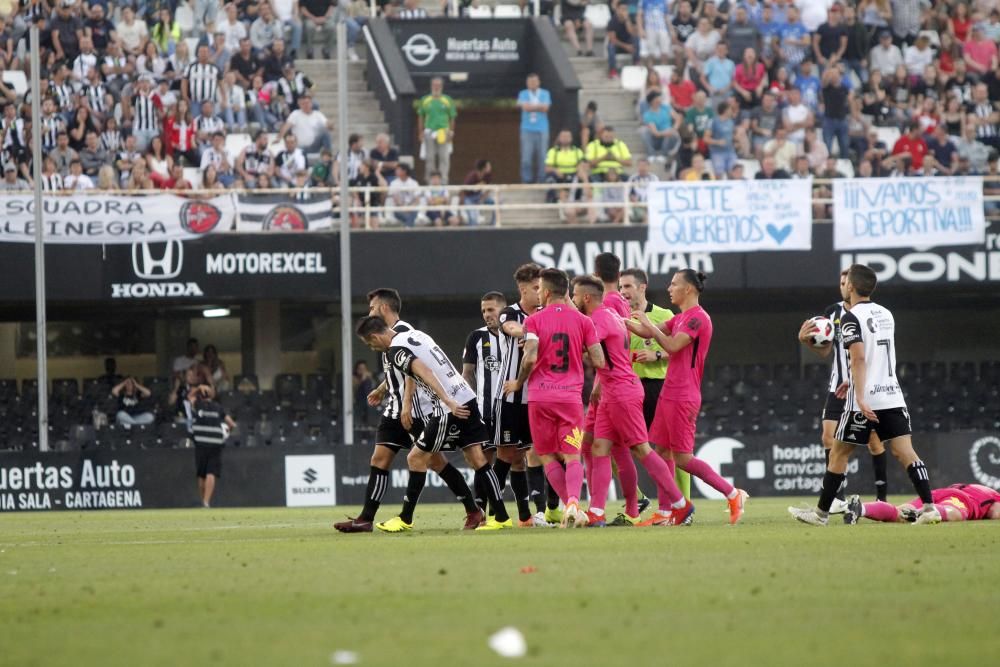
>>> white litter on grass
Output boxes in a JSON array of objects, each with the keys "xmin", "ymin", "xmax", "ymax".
[
  {"xmin": 488, "ymin": 627, "xmax": 527, "ymax": 659},
  {"xmin": 330, "ymin": 650, "xmax": 359, "ymax": 664}
]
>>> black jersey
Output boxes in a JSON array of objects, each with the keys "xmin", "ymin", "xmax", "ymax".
[
  {"xmin": 497, "ymin": 303, "xmax": 531, "ymax": 405},
  {"xmin": 823, "ymin": 301, "xmax": 849, "ymax": 392},
  {"xmin": 463, "ymin": 326, "xmax": 502, "ymax": 419},
  {"xmin": 380, "ymin": 319, "xmax": 413, "ymax": 420}
]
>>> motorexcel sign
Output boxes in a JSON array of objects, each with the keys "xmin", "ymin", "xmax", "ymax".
[{"xmin": 390, "ymin": 19, "xmax": 529, "ymax": 78}]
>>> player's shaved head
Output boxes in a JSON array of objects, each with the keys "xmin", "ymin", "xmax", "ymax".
[
  {"xmin": 355, "ymin": 315, "xmax": 391, "ymax": 338},
  {"xmin": 366, "ymin": 287, "xmax": 401, "ymax": 313},
  {"xmin": 540, "ymin": 268, "xmax": 569, "ymax": 297},
  {"xmin": 572, "ymin": 275, "xmax": 604, "ymax": 297},
  {"xmin": 847, "ymin": 264, "xmax": 877, "ymax": 297},
  {"xmin": 481, "ymin": 291, "xmax": 506, "ymax": 305},
  {"xmin": 513, "ymin": 263, "xmax": 542, "ymax": 284},
  {"xmin": 593, "ymin": 253, "xmax": 621, "ymax": 283}
]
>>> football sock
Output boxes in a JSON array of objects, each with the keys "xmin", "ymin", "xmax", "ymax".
[
  {"xmin": 358, "ymin": 466, "xmax": 388, "ymax": 522},
  {"xmin": 640, "ymin": 450, "xmax": 684, "ymax": 506},
  {"xmin": 681, "ymin": 457, "xmax": 735, "ymax": 497},
  {"xmin": 589, "ymin": 454, "xmax": 613, "ymax": 513},
  {"xmin": 565, "ymin": 459, "xmax": 584, "ymax": 504},
  {"xmin": 676, "ymin": 468, "xmax": 691, "ymax": 500},
  {"xmin": 492, "ymin": 458, "xmax": 512, "ymax": 498},
  {"xmin": 817, "ymin": 470, "xmax": 846, "ymax": 514},
  {"xmin": 862, "ymin": 501, "xmax": 899, "ymax": 522},
  {"xmin": 476, "ymin": 465, "xmax": 510, "ymax": 523},
  {"xmin": 399, "ymin": 471, "xmax": 427, "ymax": 524},
  {"xmin": 543, "ymin": 461, "xmax": 568, "ymax": 504},
  {"xmin": 872, "ymin": 451, "xmax": 888, "ymax": 501},
  {"xmin": 906, "ymin": 460, "xmax": 933, "ymax": 504},
  {"xmin": 438, "ymin": 463, "xmax": 478, "ymax": 514},
  {"xmin": 825, "ymin": 450, "xmax": 847, "ymax": 501},
  {"xmin": 611, "ymin": 444, "xmax": 639, "ymax": 517},
  {"xmin": 546, "ymin": 478, "xmax": 561, "ymax": 510},
  {"xmin": 473, "ymin": 470, "xmax": 488, "ymax": 512},
  {"xmin": 510, "ymin": 470, "xmax": 532, "ymax": 522},
  {"xmin": 582, "ymin": 440, "xmax": 594, "ymax": 493},
  {"xmin": 527, "ymin": 465, "xmax": 546, "ymax": 513}
]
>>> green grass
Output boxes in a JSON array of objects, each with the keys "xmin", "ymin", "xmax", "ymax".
[{"xmin": 2, "ymin": 498, "xmax": 999, "ymax": 667}]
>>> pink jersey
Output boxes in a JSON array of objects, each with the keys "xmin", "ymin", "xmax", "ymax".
[
  {"xmin": 591, "ymin": 305, "xmax": 643, "ymax": 403},
  {"xmin": 660, "ymin": 305, "xmax": 712, "ymax": 403},
  {"xmin": 949, "ymin": 484, "xmax": 1000, "ymax": 520},
  {"xmin": 603, "ymin": 290, "xmax": 632, "ymax": 318},
  {"xmin": 524, "ymin": 302, "xmax": 599, "ymax": 404}
]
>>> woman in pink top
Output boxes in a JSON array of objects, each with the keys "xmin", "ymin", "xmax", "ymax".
[
  {"xmin": 963, "ymin": 24, "xmax": 999, "ymax": 75},
  {"xmin": 733, "ymin": 47, "xmax": 768, "ymax": 111}
]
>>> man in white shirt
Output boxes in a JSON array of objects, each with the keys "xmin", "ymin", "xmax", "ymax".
[
  {"xmin": 115, "ymin": 6, "xmax": 149, "ymax": 57},
  {"xmin": 71, "ymin": 37, "xmax": 98, "ymax": 88},
  {"xmin": 387, "ymin": 163, "xmax": 420, "ymax": 226},
  {"xmin": 199, "ymin": 132, "xmax": 236, "ymax": 186},
  {"xmin": 272, "ymin": 0, "xmax": 304, "ymax": 57},
  {"xmin": 172, "ymin": 338, "xmax": 200, "ymax": 376},
  {"xmin": 64, "ymin": 159, "xmax": 94, "ymax": 190},
  {"xmin": 762, "ymin": 126, "xmax": 799, "ymax": 172},
  {"xmin": 275, "ymin": 133, "xmax": 307, "ymax": 185},
  {"xmin": 219, "ymin": 3, "xmax": 248, "ymax": 52},
  {"xmin": 279, "ymin": 94, "xmax": 332, "ymax": 154},
  {"xmin": 782, "ymin": 86, "xmax": 813, "ymax": 146},
  {"xmin": 869, "ymin": 29, "xmax": 903, "ymax": 77}
]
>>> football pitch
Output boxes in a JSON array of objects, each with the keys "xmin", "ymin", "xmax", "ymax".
[{"xmin": 2, "ymin": 498, "xmax": 998, "ymax": 667}]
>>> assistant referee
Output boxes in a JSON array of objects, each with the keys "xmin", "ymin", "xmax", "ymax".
[{"xmin": 620, "ymin": 268, "xmax": 691, "ymax": 499}]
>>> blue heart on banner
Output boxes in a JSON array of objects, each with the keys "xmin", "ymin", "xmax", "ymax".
[{"xmin": 766, "ymin": 224, "xmax": 793, "ymax": 245}]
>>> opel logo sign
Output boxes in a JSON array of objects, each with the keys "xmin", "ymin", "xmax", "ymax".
[{"xmin": 402, "ymin": 33, "xmax": 439, "ymax": 67}]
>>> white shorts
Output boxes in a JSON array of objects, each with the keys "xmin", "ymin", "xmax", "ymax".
[{"xmin": 640, "ymin": 31, "xmax": 671, "ymax": 59}]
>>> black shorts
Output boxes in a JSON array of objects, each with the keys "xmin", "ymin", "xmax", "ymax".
[
  {"xmin": 562, "ymin": 6, "xmax": 585, "ymax": 23},
  {"xmin": 493, "ymin": 400, "xmax": 532, "ymax": 450},
  {"xmin": 416, "ymin": 400, "xmax": 490, "ymax": 453},
  {"xmin": 822, "ymin": 392, "xmax": 845, "ymax": 421},
  {"xmin": 835, "ymin": 407, "xmax": 912, "ymax": 445},
  {"xmin": 375, "ymin": 415, "xmax": 425, "ymax": 451},
  {"xmin": 195, "ymin": 445, "xmax": 222, "ymax": 478},
  {"xmin": 641, "ymin": 378, "xmax": 662, "ymax": 428}
]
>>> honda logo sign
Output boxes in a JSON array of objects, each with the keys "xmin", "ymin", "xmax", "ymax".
[{"xmin": 132, "ymin": 241, "xmax": 184, "ymax": 280}]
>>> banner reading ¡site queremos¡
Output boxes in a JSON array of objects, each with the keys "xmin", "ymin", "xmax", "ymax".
[{"xmin": 0, "ymin": 193, "xmax": 236, "ymax": 244}]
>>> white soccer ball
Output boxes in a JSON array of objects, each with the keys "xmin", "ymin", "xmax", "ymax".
[{"xmin": 807, "ymin": 316, "xmax": 835, "ymax": 348}]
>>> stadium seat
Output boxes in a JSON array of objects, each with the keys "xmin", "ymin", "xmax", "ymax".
[
  {"xmin": 585, "ymin": 3, "xmax": 611, "ymax": 30},
  {"xmin": 51, "ymin": 378, "xmax": 80, "ymax": 402},
  {"xmin": 235, "ymin": 374, "xmax": 260, "ymax": 393},
  {"xmin": 277, "ymin": 421, "xmax": 306, "ymax": 446},
  {"xmin": 918, "ymin": 29, "xmax": 940, "ymax": 47},
  {"xmin": 184, "ymin": 37, "xmax": 201, "ymax": 59},
  {"xmin": 159, "ymin": 422, "xmax": 188, "ymax": 448},
  {"xmin": 921, "ymin": 362, "xmax": 947, "ymax": 383},
  {"xmin": 0, "ymin": 378, "xmax": 17, "ymax": 402},
  {"xmin": 950, "ymin": 362, "xmax": 977, "ymax": 383},
  {"xmin": 274, "ymin": 374, "xmax": 303, "ymax": 401},
  {"xmin": 980, "ymin": 361, "xmax": 1000, "ymax": 383},
  {"xmin": 802, "ymin": 364, "xmax": 827, "ymax": 383},
  {"xmin": 897, "ymin": 362, "xmax": 918, "ymax": 382},
  {"xmin": 254, "ymin": 420, "xmax": 276, "ymax": 445},
  {"xmin": 225, "ymin": 133, "xmax": 253, "ymax": 163},
  {"xmin": 493, "ymin": 4, "xmax": 522, "ymax": 17},
  {"xmin": 183, "ymin": 167, "xmax": 202, "ymax": 189},
  {"xmin": 467, "ymin": 5, "xmax": 492, "ymax": 17},
  {"xmin": 131, "ymin": 424, "xmax": 158, "ymax": 449},
  {"xmin": 835, "ymin": 159, "xmax": 855, "ymax": 178},
  {"xmin": 1, "ymin": 70, "xmax": 27, "ymax": 97},
  {"xmin": 21, "ymin": 379, "xmax": 38, "ymax": 399},
  {"xmin": 175, "ymin": 3, "xmax": 196, "ymax": 36},
  {"xmin": 743, "ymin": 364, "xmax": 771, "ymax": 386},
  {"xmin": 714, "ymin": 364, "xmax": 742, "ymax": 384},
  {"xmin": 306, "ymin": 373, "xmax": 332, "ymax": 401},
  {"xmin": 874, "ymin": 126, "xmax": 901, "ymax": 148},
  {"xmin": 620, "ymin": 65, "xmax": 647, "ymax": 92},
  {"xmin": 653, "ymin": 65, "xmax": 674, "ymax": 85},
  {"xmin": 737, "ymin": 159, "xmax": 760, "ymax": 179}
]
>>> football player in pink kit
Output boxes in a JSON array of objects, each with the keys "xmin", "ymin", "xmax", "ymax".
[
  {"xmin": 572, "ymin": 276, "xmax": 693, "ymax": 527},
  {"xmin": 503, "ymin": 268, "xmax": 606, "ymax": 528},
  {"xmin": 844, "ymin": 483, "xmax": 1000, "ymax": 525},
  {"xmin": 631, "ymin": 269, "xmax": 749, "ymax": 526},
  {"xmin": 581, "ymin": 253, "xmax": 649, "ymax": 524}
]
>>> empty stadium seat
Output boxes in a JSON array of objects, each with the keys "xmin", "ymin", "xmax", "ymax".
[
  {"xmin": 874, "ymin": 126, "xmax": 901, "ymax": 148},
  {"xmin": 584, "ymin": 3, "xmax": 611, "ymax": 30},
  {"xmin": 52, "ymin": 378, "xmax": 80, "ymax": 402},
  {"xmin": 225, "ymin": 133, "xmax": 253, "ymax": 162},
  {"xmin": 1, "ymin": 70, "xmax": 27, "ymax": 97},
  {"xmin": 620, "ymin": 65, "xmax": 646, "ymax": 92},
  {"xmin": 183, "ymin": 167, "xmax": 203, "ymax": 189},
  {"xmin": 467, "ymin": 5, "xmax": 492, "ymax": 18},
  {"xmin": 493, "ymin": 4, "xmax": 522, "ymax": 17},
  {"xmin": 835, "ymin": 159, "xmax": 855, "ymax": 178}
]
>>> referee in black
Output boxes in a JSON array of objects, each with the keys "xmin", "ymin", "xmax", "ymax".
[{"xmin": 189, "ymin": 385, "xmax": 235, "ymax": 508}]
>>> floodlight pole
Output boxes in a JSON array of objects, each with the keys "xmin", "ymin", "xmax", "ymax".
[
  {"xmin": 337, "ymin": 20, "xmax": 354, "ymax": 446},
  {"xmin": 30, "ymin": 26, "xmax": 49, "ymax": 452}
]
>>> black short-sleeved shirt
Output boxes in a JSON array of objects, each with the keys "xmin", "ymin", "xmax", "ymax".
[
  {"xmin": 815, "ymin": 22, "xmax": 846, "ymax": 59},
  {"xmin": 822, "ymin": 83, "xmax": 849, "ymax": 120},
  {"xmin": 300, "ymin": 0, "xmax": 333, "ymax": 16}
]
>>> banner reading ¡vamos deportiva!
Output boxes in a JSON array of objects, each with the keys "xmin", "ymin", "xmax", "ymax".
[
  {"xmin": 0, "ymin": 193, "xmax": 236, "ymax": 244},
  {"xmin": 832, "ymin": 176, "xmax": 986, "ymax": 251}
]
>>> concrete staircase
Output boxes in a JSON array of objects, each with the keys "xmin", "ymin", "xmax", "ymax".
[
  {"xmin": 296, "ymin": 59, "xmax": 393, "ymax": 153},
  {"xmin": 498, "ymin": 186, "xmax": 561, "ymax": 227}
]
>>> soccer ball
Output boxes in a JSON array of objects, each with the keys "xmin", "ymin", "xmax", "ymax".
[{"xmin": 807, "ymin": 316, "xmax": 835, "ymax": 348}]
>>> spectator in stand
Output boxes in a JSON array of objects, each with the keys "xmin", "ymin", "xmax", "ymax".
[
  {"xmin": 249, "ymin": 74, "xmax": 279, "ymax": 130},
  {"xmin": 275, "ymin": 132, "xmax": 307, "ymax": 185},
  {"xmin": 280, "ymin": 93, "xmax": 332, "ymax": 154},
  {"xmin": 821, "ymin": 65, "xmax": 852, "ymax": 158},
  {"xmin": 706, "ymin": 101, "xmax": 739, "ymax": 176},
  {"xmin": 904, "ymin": 34, "xmax": 935, "ymax": 79},
  {"xmin": 757, "ymin": 4, "xmax": 782, "ymax": 64},
  {"xmin": 301, "ymin": 0, "xmax": 360, "ymax": 61},
  {"xmin": 275, "ymin": 62, "xmax": 314, "ymax": 115},
  {"xmin": 65, "ymin": 159, "xmax": 94, "ymax": 190},
  {"xmin": 165, "ymin": 99, "xmax": 198, "ymax": 166},
  {"xmin": 679, "ymin": 152, "xmax": 714, "ymax": 180},
  {"xmin": 670, "ymin": 1, "xmax": 698, "ymax": 60},
  {"xmin": 396, "ymin": 0, "xmax": 429, "ymax": 18},
  {"xmin": 963, "ymin": 24, "xmax": 999, "ymax": 76},
  {"xmin": 804, "ymin": 126, "xmax": 830, "ymax": 170},
  {"xmin": 780, "ymin": 6, "xmax": 811, "ymax": 73},
  {"xmin": 40, "ymin": 157, "xmax": 65, "ymax": 191},
  {"xmin": 517, "ymin": 73, "xmax": 551, "ymax": 184},
  {"xmin": 638, "ymin": 69, "xmax": 664, "ymax": 117},
  {"xmin": 194, "ymin": 100, "xmax": 226, "ymax": 154},
  {"xmin": 892, "ymin": 121, "xmax": 929, "ymax": 172},
  {"xmin": 683, "ymin": 90, "xmax": 714, "ymax": 160},
  {"xmin": 797, "ymin": 60, "xmax": 822, "ymax": 112},
  {"xmin": 251, "ymin": 2, "xmax": 283, "ymax": 53},
  {"xmin": 686, "ymin": 16, "xmax": 722, "ymax": 73},
  {"xmin": 262, "ymin": 38, "xmax": 293, "ymax": 83},
  {"xmin": 579, "ymin": 100, "xmax": 604, "ymax": 148},
  {"xmin": 461, "ymin": 158, "xmax": 495, "ymax": 226},
  {"xmin": 272, "ymin": 0, "xmax": 304, "ymax": 57},
  {"xmin": 202, "ymin": 344, "xmax": 231, "ymax": 392},
  {"xmin": 173, "ymin": 338, "xmax": 201, "ymax": 377},
  {"xmin": 209, "ymin": 31, "xmax": 233, "ymax": 72},
  {"xmin": 607, "ymin": 2, "xmax": 639, "ymax": 78},
  {"xmin": 0, "ymin": 164, "xmax": 29, "ymax": 191},
  {"xmin": 147, "ymin": 135, "xmax": 174, "ymax": 188},
  {"xmin": 733, "ymin": 47, "xmax": 768, "ymax": 111},
  {"xmin": 115, "ymin": 6, "xmax": 149, "ymax": 57},
  {"xmin": 637, "ymin": 0, "xmax": 672, "ymax": 66},
  {"xmin": 229, "ymin": 38, "xmax": 262, "ymax": 90},
  {"xmin": 814, "ymin": 4, "xmax": 848, "ymax": 72},
  {"xmin": 870, "ymin": 29, "xmax": 903, "ymax": 77},
  {"xmin": 668, "ymin": 66, "xmax": 696, "ymax": 112},
  {"xmin": 51, "ymin": 131, "xmax": 77, "ymax": 177},
  {"xmin": 967, "ymin": 82, "xmax": 1000, "ymax": 149},
  {"xmin": 957, "ymin": 122, "xmax": 992, "ymax": 172},
  {"xmin": 348, "ymin": 159, "xmax": 386, "ymax": 225},
  {"xmin": 423, "ymin": 171, "xmax": 460, "ymax": 227},
  {"xmin": 333, "ymin": 133, "xmax": 365, "ymax": 185},
  {"xmin": 113, "ymin": 377, "xmax": 155, "ymax": 429},
  {"xmin": 891, "ymin": 0, "xmax": 929, "ymax": 45},
  {"xmin": 639, "ymin": 91, "xmax": 681, "ymax": 164},
  {"xmin": 184, "ymin": 45, "xmax": 222, "ymax": 107},
  {"xmin": 755, "ymin": 155, "xmax": 791, "ymax": 178},
  {"xmin": 841, "ymin": 5, "xmax": 869, "ymax": 83},
  {"xmin": 221, "ymin": 71, "xmax": 248, "ymax": 132},
  {"xmin": 749, "ymin": 90, "xmax": 782, "ymax": 156},
  {"xmin": 564, "ymin": 161, "xmax": 597, "ymax": 224},
  {"xmin": 193, "ymin": 0, "xmax": 223, "ymax": 38},
  {"xmin": 586, "ymin": 125, "xmax": 632, "ymax": 180},
  {"xmin": 115, "ymin": 134, "xmax": 143, "ymax": 187},
  {"xmin": 237, "ymin": 131, "xmax": 276, "ymax": 188},
  {"xmin": 561, "ymin": 0, "xmax": 595, "ymax": 57},
  {"xmin": 150, "ymin": 8, "xmax": 181, "ymax": 56},
  {"xmin": 87, "ymin": 3, "xmax": 116, "ymax": 53},
  {"xmin": 51, "ymin": 0, "xmax": 85, "ymax": 63},
  {"xmin": 763, "ymin": 125, "xmax": 799, "ymax": 171},
  {"xmin": 627, "ymin": 158, "xmax": 658, "ymax": 222},
  {"xmin": 596, "ymin": 167, "xmax": 626, "ymax": 224},
  {"xmin": 353, "ymin": 361, "xmax": 375, "ymax": 424},
  {"xmin": 387, "ymin": 162, "xmax": 420, "ymax": 227},
  {"xmin": 982, "ymin": 10, "xmax": 1000, "ymax": 43},
  {"xmin": 728, "ymin": 7, "xmax": 761, "ymax": 61},
  {"xmin": 927, "ymin": 124, "xmax": 958, "ymax": 175},
  {"xmin": 370, "ymin": 133, "xmax": 399, "ymax": 184},
  {"xmin": 418, "ymin": 77, "xmax": 456, "ymax": 184},
  {"xmin": 702, "ymin": 42, "xmax": 736, "ymax": 106},
  {"xmin": 791, "ymin": 153, "xmax": 813, "ymax": 178},
  {"xmin": 200, "ymin": 132, "xmax": 236, "ymax": 186},
  {"xmin": 78, "ymin": 130, "xmax": 110, "ymax": 177},
  {"xmin": 219, "ymin": 3, "xmax": 248, "ymax": 53},
  {"xmin": 545, "ymin": 129, "xmax": 585, "ymax": 203}
]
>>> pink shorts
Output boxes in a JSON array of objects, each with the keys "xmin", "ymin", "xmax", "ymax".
[
  {"xmin": 594, "ymin": 399, "xmax": 648, "ymax": 448},
  {"xmin": 529, "ymin": 401, "xmax": 585, "ymax": 457},
  {"xmin": 648, "ymin": 400, "xmax": 700, "ymax": 453},
  {"xmin": 584, "ymin": 403, "xmax": 597, "ymax": 433}
]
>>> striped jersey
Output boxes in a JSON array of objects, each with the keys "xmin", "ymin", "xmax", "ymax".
[
  {"xmin": 840, "ymin": 301, "xmax": 906, "ymax": 411},
  {"xmin": 191, "ymin": 399, "xmax": 228, "ymax": 447},
  {"xmin": 497, "ymin": 302, "xmax": 532, "ymax": 404},
  {"xmin": 463, "ymin": 326, "xmax": 502, "ymax": 419},
  {"xmin": 388, "ymin": 328, "xmax": 475, "ymax": 417},
  {"xmin": 131, "ymin": 93, "xmax": 160, "ymax": 132},
  {"xmin": 184, "ymin": 62, "xmax": 221, "ymax": 103},
  {"xmin": 823, "ymin": 301, "xmax": 849, "ymax": 392},
  {"xmin": 381, "ymin": 319, "xmax": 413, "ymax": 420}
]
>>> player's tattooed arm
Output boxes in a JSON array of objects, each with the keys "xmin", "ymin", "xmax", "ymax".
[
  {"xmin": 503, "ymin": 338, "xmax": 537, "ymax": 395},
  {"xmin": 586, "ymin": 342, "xmax": 606, "ymax": 369},
  {"xmin": 501, "ymin": 320, "xmax": 525, "ymax": 339}
]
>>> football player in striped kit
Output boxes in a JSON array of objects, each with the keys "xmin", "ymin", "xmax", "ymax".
[
  {"xmin": 334, "ymin": 289, "xmax": 485, "ymax": 533},
  {"xmin": 798, "ymin": 269, "xmax": 888, "ymax": 512}
]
